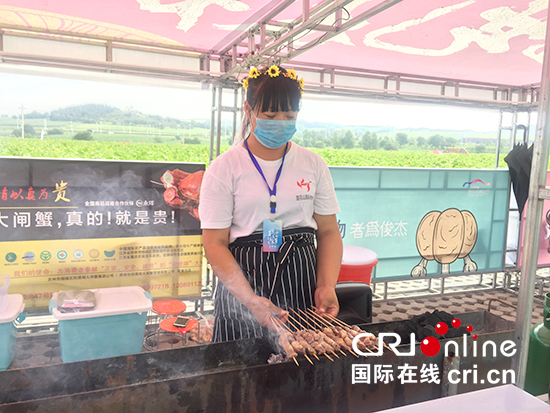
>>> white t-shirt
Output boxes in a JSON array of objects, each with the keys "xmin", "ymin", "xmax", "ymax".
[{"xmin": 199, "ymin": 142, "xmax": 340, "ymax": 243}]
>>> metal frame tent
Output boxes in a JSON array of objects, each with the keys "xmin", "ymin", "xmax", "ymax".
[{"xmin": 0, "ymin": 0, "xmax": 548, "ymax": 389}]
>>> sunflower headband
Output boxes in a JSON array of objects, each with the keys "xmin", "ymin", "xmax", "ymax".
[{"xmin": 242, "ymin": 65, "xmax": 304, "ymax": 94}]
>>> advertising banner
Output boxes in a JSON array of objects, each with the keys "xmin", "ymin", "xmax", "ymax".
[
  {"xmin": 518, "ymin": 171, "xmax": 550, "ymax": 267},
  {"xmin": 0, "ymin": 157, "xmax": 205, "ymax": 309},
  {"xmin": 331, "ymin": 167, "xmax": 510, "ymax": 280}
]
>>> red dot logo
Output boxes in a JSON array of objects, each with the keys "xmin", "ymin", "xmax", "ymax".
[
  {"xmin": 420, "ymin": 336, "xmax": 440, "ymax": 357},
  {"xmin": 473, "ymin": 334, "xmax": 478, "ymax": 339},
  {"xmin": 435, "ymin": 322, "xmax": 448, "ymax": 335},
  {"xmin": 466, "ymin": 325, "xmax": 473, "ymax": 332},
  {"xmin": 452, "ymin": 318, "xmax": 461, "ymax": 328}
]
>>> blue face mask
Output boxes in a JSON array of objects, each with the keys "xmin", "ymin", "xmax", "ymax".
[{"xmin": 253, "ymin": 117, "xmax": 297, "ymax": 149}]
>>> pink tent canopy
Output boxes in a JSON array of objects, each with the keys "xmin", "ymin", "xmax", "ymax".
[{"xmin": 0, "ymin": 0, "xmax": 545, "ymax": 86}]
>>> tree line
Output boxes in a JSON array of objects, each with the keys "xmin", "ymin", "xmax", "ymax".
[
  {"xmin": 294, "ymin": 130, "xmax": 488, "ymax": 152},
  {"xmin": 11, "ymin": 124, "xmax": 488, "ymax": 152}
]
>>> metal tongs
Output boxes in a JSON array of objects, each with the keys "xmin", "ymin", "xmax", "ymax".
[{"xmin": 54, "ymin": 290, "xmax": 97, "ymax": 313}]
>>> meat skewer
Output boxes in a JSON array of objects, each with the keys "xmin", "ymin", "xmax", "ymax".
[
  {"xmin": 299, "ymin": 310, "xmax": 354, "ymax": 357},
  {"xmin": 281, "ymin": 333, "xmax": 299, "ymax": 366},
  {"xmin": 309, "ymin": 310, "xmax": 376, "ymax": 350},
  {"xmin": 270, "ymin": 316, "xmax": 316, "ymax": 365},
  {"xmin": 290, "ymin": 339, "xmax": 314, "ymax": 365},
  {"xmin": 307, "ymin": 308, "xmax": 377, "ymax": 354},
  {"xmin": 287, "ymin": 313, "xmax": 336, "ymax": 361},
  {"xmin": 306, "ymin": 310, "xmax": 359, "ymax": 358},
  {"xmin": 312, "ymin": 340, "xmax": 335, "ymax": 362},
  {"xmin": 270, "ymin": 306, "xmax": 389, "ymax": 364},
  {"xmin": 270, "ymin": 316, "xmax": 299, "ymax": 365},
  {"xmin": 321, "ymin": 308, "xmax": 391, "ymax": 353},
  {"xmin": 290, "ymin": 311, "xmax": 340, "ymax": 359},
  {"xmin": 296, "ymin": 309, "xmax": 349, "ymax": 357},
  {"xmin": 293, "ymin": 330, "xmax": 320, "ymax": 361},
  {"xmin": 292, "ymin": 332, "xmax": 318, "ymax": 363},
  {"xmin": 303, "ymin": 309, "xmax": 359, "ymax": 357},
  {"xmin": 284, "ymin": 316, "xmax": 323, "ymax": 361},
  {"xmin": 286, "ymin": 313, "xmax": 336, "ymax": 362}
]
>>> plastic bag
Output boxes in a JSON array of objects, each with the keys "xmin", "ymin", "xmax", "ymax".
[{"xmin": 54, "ymin": 290, "xmax": 97, "ymax": 313}]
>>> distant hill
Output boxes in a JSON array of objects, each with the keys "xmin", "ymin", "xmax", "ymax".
[
  {"xmin": 20, "ymin": 104, "xmax": 499, "ymax": 137},
  {"xmin": 25, "ymin": 104, "xmax": 209, "ymax": 129}
]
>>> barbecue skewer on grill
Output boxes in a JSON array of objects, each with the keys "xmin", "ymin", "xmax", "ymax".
[
  {"xmin": 270, "ymin": 316, "xmax": 317, "ymax": 365},
  {"xmin": 288, "ymin": 313, "xmax": 339, "ymax": 360},
  {"xmin": 310, "ymin": 306, "xmax": 394, "ymax": 353},
  {"xmin": 270, "ymin": 315, "xmax": 300, "ymax": 366},
  {"xmin": 306, "ymin": 308, "xmax": 371, "ymax": 351},
  {"xmin": 299, "ymin": 309, "xmax": 358, "ymax": 357},
  {"xmin": 291, "ymin": 332, "xmax": 319, "ymax": 363},
  {"xmin": 305, "ymin": 310, "xmax": 361, "ymax": 357},
  {"xmin": 296, "ymin": 309, "xmax": 349, "ymax": 357},
  {"xmin": 290, "ymin": 311, "xmax": 341, "ymax": 358},
  {"xmin": 271, "ymin": 307, "xmax": 386, "ymax": 364},
  {"xmin": 285, "ymin": 315, "xmax": 336, "ymax": 362},
  {"xmin": 282, "ymin": 317, "xmax": 321, "ymax": 360},
  {"xmin": 308, "ymin": 308, "xmax": 380, "ymax": 353},
  {"xmin": 287, "ymin": 315, "xmax": 336, "ymax": 361}
]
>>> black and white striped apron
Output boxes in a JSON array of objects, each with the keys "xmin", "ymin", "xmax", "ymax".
[{"xmin": 212, "ymin": 227, "xmax": 317, "ymax": 342}]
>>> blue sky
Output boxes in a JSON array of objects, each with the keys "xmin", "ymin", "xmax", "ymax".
[{"xmin": 0, "ymin": 71, "xmax": 503, "ymax": 132}]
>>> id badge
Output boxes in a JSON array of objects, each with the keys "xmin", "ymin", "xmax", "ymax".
[{"xmin": 263, "ymin": 219, "xmax": 282, "ymax": 252}]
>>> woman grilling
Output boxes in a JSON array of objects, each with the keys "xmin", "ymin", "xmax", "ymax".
[{"xmin": 199, "ymin": 65, "xmax": 343, "ymax": 342}]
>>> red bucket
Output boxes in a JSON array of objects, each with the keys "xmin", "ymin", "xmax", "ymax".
[{"xmin": 338, "ymin": 245, "xmax": 378, "ymax": 285}]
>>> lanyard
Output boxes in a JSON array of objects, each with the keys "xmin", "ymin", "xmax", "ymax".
[{"xmin": 244, "ymin": 139, "xmax": 289, "ymax": 218}]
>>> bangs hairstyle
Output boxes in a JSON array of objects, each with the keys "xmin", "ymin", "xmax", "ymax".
[{"xmin": 246, "ymin": 66, "xmax": 302, "ymax": 113}]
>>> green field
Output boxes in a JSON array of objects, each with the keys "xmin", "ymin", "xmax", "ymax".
[
  {"xmin": 0, "ymin": 116, "xmax": 509, "ymax": 168},
  {"xmin": 0, "ymin": 138, "xmax": 212, "ymax": 163},
  {"xmin": 312, "ymin": 147, "xmax": 506, "ymax": 169},
  {"xmin": 0, "ymin": 118, "xmax": 221, "ymax": 146},
  {"xmin": 0, "ymin": 137, "xmax": 507, "ymax": 169}
]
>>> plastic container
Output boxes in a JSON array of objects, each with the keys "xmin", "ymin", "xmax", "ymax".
[
  {"xmin": 0, "ymin": 274, "xmax": 11, "ymax": 313},
  {"xmin": 338, "ymin": 245, "xmax": 378, "ymax": 284},
  {"xmin": 0, "ymin": 293, "xmax": 25, "ymax": 371},
  {"xmin": 50, "ymin": 286, "xmax": 152, "ymax": 363}
]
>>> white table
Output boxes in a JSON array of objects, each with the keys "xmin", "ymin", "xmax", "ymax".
[{"xmin": 377, "ymin": 385, "xmax": 549, "ymax": 413}]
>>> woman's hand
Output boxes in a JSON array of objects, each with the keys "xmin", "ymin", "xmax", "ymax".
[
  {"xmin": 314, "ymin": 285, "xmax": 339, "ymax": 318},
  {"xmin": 313, "ymin": 213, "xmax": 342, "ymax": 319},
  {"xmin": 203, "ymin": 229, "xmax": 289, "ymax": 333},
  {"xmin": 246, "ymin": 296, "xmax": 288, "ymax": 331}
]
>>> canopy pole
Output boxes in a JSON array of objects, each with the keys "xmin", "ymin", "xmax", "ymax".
[
  {"xmin": 216, "ymin": 85, "xmax": 222, "ymax": 157},
  {"xmin": 512, "ymin": 4, "xmax": 550, "ymax": 388},
  {"xmin": 495, "ymin": 111, "xmax": 504, "ymax": 169},
  {"xmin": 209, "ymin": 86, "xmax": 216, "ymax": 164},
  {"xmin": 232, "ymin": 88, "xmax": 239, "ymax": 141}
]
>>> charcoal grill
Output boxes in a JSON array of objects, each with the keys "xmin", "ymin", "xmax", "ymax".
[{"xmin": 0, "ymin": 311, "xmax": 515, "ymax": 412}]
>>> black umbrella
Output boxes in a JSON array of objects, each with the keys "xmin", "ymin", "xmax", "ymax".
[{"xmin": 504, "ymin": 143, "xmax": 533, "ymax": 217}]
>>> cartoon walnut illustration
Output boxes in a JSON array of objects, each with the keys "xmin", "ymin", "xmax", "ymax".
[{"xmin": 411, "ymin": 208, "xmax": 478, "ymax": 277}]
